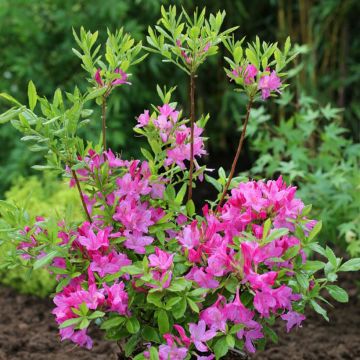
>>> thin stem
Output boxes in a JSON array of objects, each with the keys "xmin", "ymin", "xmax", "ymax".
[
  {"xmin": 101, "ymin": 96, "xmax": 107, "ymax": 151},
  {"xmin": 71, "ymin": 169, "xmax": 92, "ymax": 223},
  {"xmin": 217, "ymin": 98, "xmax": 253, "ymax": 210},
  {"xmin": 187, "ymin": 72, "xmax": 196, "ymax": 201}
]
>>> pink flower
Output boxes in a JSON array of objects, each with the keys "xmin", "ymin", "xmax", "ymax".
[
  {"xmin": 112, "ymin": 68, "xmax": 129, "ymax": 85},
  {"xmin": 237, "ymin": 326, "xmax": 263, "ymax": 353},
  {"xmin": 192, "ymin": 268, "xmax": 219, "ymax": 289},
  {"xmin": 94, "ymin": 68, "xmax": 103, "ymax": 86},
  {"xmin": 104, "ymin": 282, "xmax": 128, "ymax": 315},
  {"xmin": 224, "ymin": 289, "xmax": 254, "ymax": 324},
  {"xmin": 245, "ymin": 271, "xmax": 278, "ymax": 291},
  {"xmin": 200, "ymin": 300, "xmax": 227, "ymax": 332},
  {"xmin": 78, "ymin": 228, "xmax": 109, "ymax": 251},
  {"xmin": 159, "ymin": 344, "xmax": 188, "ymax": 360},
  {"xmin": 189, "ymin": 320, "xmax": 217, "ymax": 352},
  {"xmin": 123, "ymin": 230, "xmax": 153, "ymax": 254},
  {"xmin": 60, "ymin": 328, "xmax": 93, "ymax": 349},
  {"xmin": 253, "ymin": 288, "xmax": 277, "ymax": 317},
  {"xmin": 149, "ymin": 247, "xmax": 174, "ymax": 271},
  {"xmin": 258, "ymin": 71, "xmax": 281, "ymax": 99},
  {"xmin": 90, "ymin": 251, "xmax": 131, "ymax": 277},
  {"xmin": 281, "ymin": 311, "xmax": 306, "ymax": 332},
  {"xmin": 177, "ymin": 221, "xmax": 201, "ymax": 249},
  {"xmin": 137, "ymin": 110, "xmax": 150, "ymax": 128},
  {"xmin": 244, "ymin": 64, "xmax": 258, "ymax": 84}
]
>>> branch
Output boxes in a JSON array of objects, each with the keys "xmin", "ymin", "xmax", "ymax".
[
  {"xmin": 187, "ymin": 72, "xmax": 196, "ymax": 201},
  {"xmin": 71, "ymin": 169, "xmax": 92, "ymax": 223},
  {"xmin": 217, "ymin": 98, "xmax": 253, "ymax": 210}
]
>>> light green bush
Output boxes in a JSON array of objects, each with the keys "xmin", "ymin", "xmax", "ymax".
[{"xmin": 0, "ymin": 174, "xmax": 82, "ymax": 296}]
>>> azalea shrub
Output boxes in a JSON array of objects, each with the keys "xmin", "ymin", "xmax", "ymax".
[{"xmin": 0, "ymin": 6, "xmax": 359, "ymax": 360}]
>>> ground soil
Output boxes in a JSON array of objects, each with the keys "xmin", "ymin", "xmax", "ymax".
[{"xmin": 0, "ymin": 274, "xmax": 359, "ymax": 360}]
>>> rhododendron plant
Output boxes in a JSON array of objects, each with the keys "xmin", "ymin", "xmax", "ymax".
[{"xmin": 1, "ymin": 6, "xmax": 359, "ymax": 360}]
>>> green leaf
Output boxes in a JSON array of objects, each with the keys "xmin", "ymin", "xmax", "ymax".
[
  {"xmin": 307, "ymin": 221, "xmax": 322, "ymax": 242},
  {"xmin": 226, "ymin": 334, "xmax": 235, "ymax": 348},
  {"xmin": 88, "ymin": 311, "xmax": 105, "ymax": 320},
  {"xmin": 310, "ymin": 300, "xmax": 329, "ymax": 321},
  {"xmin": 296, "ymin": 273, "xmax": 309, "ymax": 290},
  {"xmin": 147, "ymin": 292, "xmax": 164, "ymax": 308},
  {"xmin": 124, "ymin": 334, "xmax": 140, "ymax": 357},
  {"xmin": 325, "ymin": 246, "xmax": 338, "ymax": 268},
  {"xmin": 213, "ymin": 337, "xmax": 229, "ymax": 359},
  {"xmin": 326, "ymin": 285, "xmax": 349, "ymax": 303},
  {"xmin": 33, "ymin": 250, "xmax": 59, "ymax": 270},
  {"xmin": 339, "ymin": 258, "xmax": 360, "ymax": 272},
  {"xmin": 142, "ymin": 326, "xmax": 161, "ymax": 343},
  {"xmin": 186, "ymin": 199, "xmax": 195, "ymax": 217},
  {"xmin": 263, "ymin": 325, "xmax": 278, "ymax": 344},
  {"xmin": 302, "ymin": 260, "xmax": 325, "ymax": 272},
  {"xmin": 85, "ymin": 87, "xmax": 107, "ymax": 101},
  {"xmin": 157, "ymin": 309, "xmax": 169, "ymax": 334},
  {"xmin": 149, "ymin": 347, "xmax": 159, "ymax": 360},
  {"xmin": 79, "ymin": 318, "xmax": 90, "ymax": 329},
  {"xmin": 100, "ymin": 316, "xmax": 126, "ymax": 330},
  {"xmin": 28, "ymin": 81, "xmax": 37, "ymax": 111},
  {"xmin": 262, "ymin": 218, "xmax": 271, "ymax": 240},
  {"xmin": 205, "ymin": 174, "xmax": 222, "ymax": 192},
  {"xmin": 187, "ymin": 297, "xmax": 199, "ymax": 313},
  {"xmin": 282, "ymin": 245, "xmax": 300, "ymax": 260},
  {"xmin": 262, "ymin": 228, "xmax": 289, "ymax": 245},
  {"xmin": 59, "ymin": 317, "xmax": 81, "ymax": 329},
  {"xmin": 172, "ymin": 298, "xmax": 187, "ymax": 319},
  {"xmin": 175, "ymin": 183, "xmax": 187, "ymax": 205},
  {"xmin": 126, "ymin": 317, "xmax": 140, "ymax": 334},
  {"xmin": 0, "ymin": 92, "xmax": 22, "ymax": 106}
]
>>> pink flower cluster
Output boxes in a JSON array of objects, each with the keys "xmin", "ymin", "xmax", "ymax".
[
  {"xmin": 136, "ymin": 103, "xmax": 206, "ymax": 170},
  {"xmin": 231, "ymin": 64, "xmax": 282, "ymax": 100},
  {"xmin": 174, "ymin": 177, "xmax": 310, "ymax": 352},
  {"xmin": 94, "ymin": 68, "xmax": 130, "ymax": 87}
]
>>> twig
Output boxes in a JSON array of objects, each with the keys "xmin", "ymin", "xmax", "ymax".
[
  {"xmin": 71, "ymin": 169, "xmax": 92, "ymax": 223},
  {"xmin": 101, "ymin": 96, "xmax": 107, "ymax": 151},
  {"xmin": 217, "ymin": 98, "xmax": 253, "ymax": 210},
  {"xmin": 187, "ymin": 72, "xmax": 196, "ymax": 201}
]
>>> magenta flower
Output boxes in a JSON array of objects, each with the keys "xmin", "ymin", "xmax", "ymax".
[
  {"xmin": 90, "ymin": 251, "xmax": 131, "ymax": 277},
  {"xmin": 177, "ymin": 221, "xmax": 201, "ymax": 249},
  {"xmin": 112, "ymin": 68, "xmax": 129, "ymax": 85},
  {"xmin": 78, "ymin": 228, "xmax": 109, "ymax": 251},
  {"xmin": 192, "ymin": 268, "xmax": 219, "ymax": 289},
  {"xmin": 136, "ymin": 110, "xmax": 150, "ymax": 128},
  {"xmin": 94, "ymin": 68, "xmax": 103, "ymax": 86},
  {"xmin": 159, "ymin": 344, "xmax": 188, "ymax": 360},
  {"xmin": 245, "ymin": 64, "xmax": 258, "ymax": 83},
  {"xmin": 149, "ymin": 247, "xmax": 174, "ymax": 271},
  {"xmin": 258, "ymin": 71, "xmax": 281, "ymax": 99},
  {"xmin": 237, "ymin": 326, "xmax": 263, "ymax": 353},
  {"xmin": 200, "ymin": 304, "xmax": 227, "ymax": 332},
  {"xmin": 253, "ymin": 288, "xmax": 277, "ymax": 317},
  {"xmin": 123, "ymin": 230, "xmax": 153, "ymax": 254},
  {"xmin": 189, "ymin": 320, "xmax": 217, "ymax": 352},
  {"xmin": 60, "ymin": 328, "xmax": 93, "ymax": 349},
  {"xmin": 104, "ymin": 282, "xmax": 129, "ymax": 315},
  {"xmin": 281, "ymin": 311, "xmax": 306, "ymax": 332}
]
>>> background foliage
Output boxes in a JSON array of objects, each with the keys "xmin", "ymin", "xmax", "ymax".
[{"xmin": 0, "ymin": 0, "xmax": 359, "ymax": 293}]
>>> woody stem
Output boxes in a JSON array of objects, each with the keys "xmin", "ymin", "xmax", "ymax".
[
  {"xmin": 217, "ymin": 98, "xmax": 253, "ymax": 210},
  {"xmin": 71, "ymin": 169, "xmax": 92, "ymax": 223},
  {"xmin": 187, "ymin": 72, "xmax": 196, "ymax": 201}
]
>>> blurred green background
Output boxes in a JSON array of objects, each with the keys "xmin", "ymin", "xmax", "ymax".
[{"xmin": 0, "ymin": 0, "xmax": 359, "ymax": 294}]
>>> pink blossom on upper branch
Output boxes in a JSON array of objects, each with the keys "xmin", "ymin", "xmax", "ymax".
[{"xmin": 258, "ymin": 70, "xmax": 282, "ymax": 99}]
